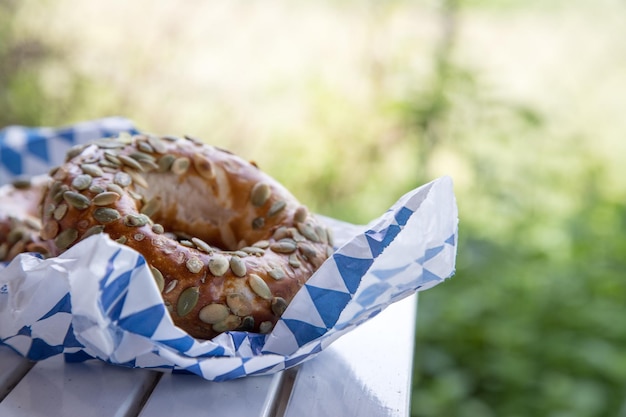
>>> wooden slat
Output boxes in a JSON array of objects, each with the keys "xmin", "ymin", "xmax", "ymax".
[
  {"xmin": 282, "ymin": 294, "xmax": 417, "ymax": 417},
  {"xmin": 139, "ymin": 370, "xmax": 284, "ymax": 417},
  {"xmin": 0, "ymin": 346, "xmax": 33, "ymax": 401},
  {"xmin": 0, "ymin": 353, "xmax": 158, "ymax": 417}
]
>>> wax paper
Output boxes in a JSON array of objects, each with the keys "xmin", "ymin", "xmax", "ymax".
[{"xmin": 0, "ymin": 119, "xmax": 458, "ymax": 380}]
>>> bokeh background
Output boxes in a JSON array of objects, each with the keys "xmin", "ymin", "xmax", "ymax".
[{"xmin": 2, "ymin": 0, "xmax": 626, "ymax": 415}]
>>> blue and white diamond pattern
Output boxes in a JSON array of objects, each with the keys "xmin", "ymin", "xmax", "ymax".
[{"xmin": 0, "ymin": 117, "xmax": 138, "ymax": 185}]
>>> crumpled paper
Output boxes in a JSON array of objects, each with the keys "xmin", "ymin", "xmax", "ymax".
[{"xmin": 0, "ymin": 119, "xmax": 458, "ymax": 381}]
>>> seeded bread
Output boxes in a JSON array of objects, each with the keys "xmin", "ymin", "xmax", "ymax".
[
  {"xmin": 39, "ymin": 133, "xmax": 334, "ymax": 339},
  {"xmin": 0, "ymin": 176, "xmax": 55, "ymax": 262}
]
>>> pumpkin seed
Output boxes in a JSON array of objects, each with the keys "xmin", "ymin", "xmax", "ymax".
[
  {"xmin": 268, "ymin": 200, "xmax": 286, "ymax": 217},
  {"xmin": 53, "ymin": 185, "xmax": 69, "ymax": 204},
  {"xmin": 136, "ymin": 142, "xmax": 154, "ymax": 155},
  {"xmin": 198, "ymin": 303, "xmax": 229, "ymax": 324},
  {"xmin": 82, "ymin": 225, "xmax": 105, "ymax": 240},
  {"xmin": 12, "ymin": 178, "xmax": 31, "ymax": 189},
  {"xmin": 57, "ymin": 169, "xmax": 70, "ymax": 180},
  {"xmin": 273, "ymin": 226, "xmax": 290, "ymax": 240},
  {"xmin": 7, "ymin": 228, "xmax": 24, "ymax": 244},
  {"xmin": 23, "ymin": 216, "xmax": 41, "ymax": 231},
  {"xmin": 49, "ymin": 180, "xmax": 63, "ymax": 197},
  {"xmin": 177, "ymin": 286, "xmax": 200, "ymax": 317},
  {"xmin": 239, "ymin": 316, "xmax": 255, "ymax": 331},
  {"xmin": 271, "ymin": 297, "xmax": 288, "ymax": 317},
  {"xmin": 7, "ymin": 241, "xmax": 26, "ymax": 259},
  {"xmin": 89, "ymin": 185, "xmax": 106, "ymax": 194},
  {"xmin": 230, "ymin": 256, "xmax": 247, "ymax": 277},
  {"xmin": 53, "ymin": 204, "xmax": 68, "ymax": 221},
  {"xmin": 117, "ymin": 132, "xmax": 133, "ymax": 144},
  {"xmin": 289, "ymin": 227, "xmax": 306, "ymax": 242},
  {"xmin": 66, "ymin": 144, "xmax": 87, "ymax": 160},
  {"xmin": 124, "ymin": 213, "xmax": 149, "ymax": 227},
  {"xmin": 106, "ymin": 183, "xmax": 125, "ymax": 195},
  {"xmin": 80, "ymin": 164, "xmax": 104, "ymax": 177},
  {"xmin": 98, "ymin": 159, "xmax": 118, "ymax": 169},
  {"xmin": 186, "ymin": 256, "xmax": 204, "ymax": 274},
  {"xmin": 116, "ymin": 236, "xmax": 127, "ymax": 244},
  {"xmin": 128, "ymin": 189, "xmax": 144, "ymax": 201},
  {"xmin": 241, "ymin": 246, "xmax": 265, "ymax": 256},
  {"xmin": 92, "ymin": 208, "xmax": 121, "ymax": 224},
  {"xmin": 298, "ymin": 242, "xmax": 317, "ymax": 260},
  {"xmin": 289, "ymin": 253, "xmax": 301, "ymax": 268},
  {"xmin": 63, "ymin": 191, "xmax": 91, "ymax": 210},
  {"xmin": 165, "ymin": 279, "xmax": 178, "ymax": 294},
  {"xmin": 140, "ymin": 197, "xmax": 161, "ymax": 217},
  {"xmin": 158, "ymin": 154, "xmax": 176, "ymax": 172},
  {"xmin": 180, "ymin": 240, "xmax": 194, "ymax": 248},
  {"xmin": 104, "ymin": 151, "xmax": 122, "ymax": 166},
  {"xmin": 96, "ymin": 139, "xmax": 126, "ymax": 149},
  {"xmin": 149, "ymin": 266, "xmax": 164, "ymax": 292},
  {"xmin": 126, "ymin": 169, "xmax": 148, "ymax": 188},
  {"xmin": 297, "ymin": 222, "xmax": 320, "ymax": 242},
  {"xmin": 315, "ymin": 225, "xmax": 328, "ymax": 244},
  {"xmin": 114, "ymin": 171, "xmax": 132, "ymax": 187},
  {"xmin": 184, "ymin": 134, "xmax": 203, "ymax": 144},
  {"xmin": 152, "ymin": 223, "xmax": 165, "ymax": 234},
  {"xmin": 270, "ymin": 239, "xmax": 297, "ymax": 254},
  {"xmin": 26, "ymin": 242, "xmax": 50, "ymax": 257},
  {"xmin": 43, "ymin": 203, "xmax": 55, "ymax": 218},
  {"xmin": 252, "ymin": 217, "xmax": 265, "ymax": 229},
  {"xmin": 249, "ymin": 274, "xmax": 272, "ymax": 300},
  {"xmin": 191, "ymin": 237, "xmax": 213, "ymax": 253},
  {"xmin": 294, "ymin": 206, "xmax": 308, "ymax": 223},
  {"xmin": 250, "ymin": 182, "xmax": 271, "ymax": 207},
  {"xmin": 128, "ymin": 149, "xmax": 156, "ymax": 162},
  {"xmin": 268, "ymin": 267, "xmax": 286, "ymax": 280},
  {"xmin": 193, "ymin": 154, "xmax": 215, "ymax": 179},
  {"xmin": 134, "ymin": 233, "xmax": 145, "ymax": 241},
  {"xmin": 55, "ymin": 228, "xmax": 78, "ymax": 250},
  {"xmin": 212, "ymin": 315, "xmax": 242, "ymax": 333},
  {"xmin": 174, "ymin": 230, "xmax": 192, "ymax": 240},
  {"xmin": 226, "ymin": 293, "xmax": 252, "ymax": 316},
  {"xmin": 252, "ymin": 240, "xmax": 270, "ymax": 249},
  {"xmin": 208, "ymin": 254, "xmax": 229, "ymax": 276},
  {"xmin": 134, "ymin": 132, "xmax": 150, "ymax": 141},
  {"xmin": 93, "ymin": 191, "xmax": 121, "ymax": 206},
  {"xmin": 171, "ymin": 157, "xmax": 190, "ymax": 175},
  {"xmin": 40, "ymin": 219, "xmax": 59, "ymax": 240},
  {"xmin": 138, "ymin": 159, "xmax": 159, "ymax": 171},
  {"xmin": 148, "ymin": 135, "xmax": 168, "ymax": 154},
  {"xmin": 259, "ymin": 321, "xmax": 274, "ymax": 334}
]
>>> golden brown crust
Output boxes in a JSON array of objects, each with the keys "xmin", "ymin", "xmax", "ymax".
[
  {"xmin": 0, "ymin": 176, "xmax": 55, "ymax": 262},
  {"xmin": 40, "ymin": 133, "xmax": 334, "ymax": 339}
]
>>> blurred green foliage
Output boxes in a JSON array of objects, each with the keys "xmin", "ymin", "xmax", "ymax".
[
  {"xmin": 1, "ymin": 1, "xmax": 626, "ymax": 416},
  {"xmin": 407, "ymin": 2, "xmax": 626, "ymax": 416},
  {"xmin": 0, "ymin": 0, "xmax": 87, "ymax": 126}
]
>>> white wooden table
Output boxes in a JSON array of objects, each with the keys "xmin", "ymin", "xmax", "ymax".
[{"xmin": 0, "ymin": 294, "xmax": 416, "ymax": 417}]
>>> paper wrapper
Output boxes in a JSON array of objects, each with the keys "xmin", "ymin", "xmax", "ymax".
[{"xmin": 0, "ymin": 119, "xmax": 458, "ymax": 381}]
